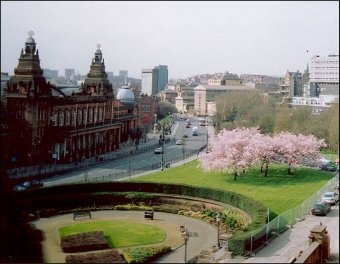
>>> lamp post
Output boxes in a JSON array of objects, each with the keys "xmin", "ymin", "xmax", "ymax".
[
  {"xmin": 161, "ymin": 122, "xmax": 165, "ymax": 171},
  {"xmin": 153, "ymin": 114, "xmax": 157, "ymax": 134},
  {"xmin": 206, "ymin": 133, "xmax": 209, "ymax": 153},
  {"xmin": 216, "ymin": 213, "xmax": 221, "ymax": 248},
  {"xmin": 128, "ymin": 135, "xmax": 132, "ymax": 180},
  {"xmin": 180, "ymin": 225, "xmax": 189, "ymax": 263}
]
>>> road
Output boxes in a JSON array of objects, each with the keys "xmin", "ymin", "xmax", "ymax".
[{"xmin": 42, "ymin": 116, "xmax": 212, "ymax": 186}]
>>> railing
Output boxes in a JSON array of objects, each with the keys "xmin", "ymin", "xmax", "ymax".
[{"xmin": 226, "ymin": 173, "xmax": 339, "ymax": 258}]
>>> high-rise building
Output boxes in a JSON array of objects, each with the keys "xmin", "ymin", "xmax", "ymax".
[
  {"xmin": 119, "ymin": 70, "xmax": 128, "ymax": 78},
  {"xmin": 155, "ymin": 65, "xmax": 168, "ymax": 93},
  {"xmin": 309, "ymin": 54, "xmax": 339, "ymax": 95},
  {"xmin": 141, "ymin": 65, "xmax": 168, "ymax": 95},
  {"xmin": 65, "ymin": 68, "xmax": 75, "ymax": 81},
  {"xmin": 141, "ymin": 69, "xmax": 154, "ymax": 95}
]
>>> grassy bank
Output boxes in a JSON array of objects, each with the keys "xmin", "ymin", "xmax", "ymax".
[{"xmin": 131, "ymin": 160, "xmax": 334, "ymax": 215}]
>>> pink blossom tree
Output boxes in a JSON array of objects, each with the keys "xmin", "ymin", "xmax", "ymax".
[
  {"xmin": 200, "ymin": 127, "xmax": 327, "ymax": 179},
  {"xmin": 199, "ymin": 127, "xmax": 263, "ymax": 180},
  {"xmin": 272, "ymin": 132, "xmax": 327, "ymax": 174},
  {"xmin": 253, "ymin": 134, "xmax": 277, "ymax": 177}
]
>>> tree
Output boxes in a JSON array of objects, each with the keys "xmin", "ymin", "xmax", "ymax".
[
  {"xmin": 158, "ymin": 100, "xmax": 177, "ymax": 119},
  {"xmin": 326, "ymin": 104, "xmax": 339, "ymax": 152},
  {"xmin": 199, "ymin": 127, "xmax": 262, "ymax": 180},
  {"xmin": 215, "ymin": 91, "xmax": 275, "ymax": 133},
  {"xmin": 200, "ymin": 127, "xmax": 327, "ymax": 178},
  {"xmin": 272, "ymin": 132, "xmax": 327, "ymax": 174}
]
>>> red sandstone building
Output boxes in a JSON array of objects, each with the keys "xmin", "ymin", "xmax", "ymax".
[{"xmin": 1, "ymin": 32, "xmax": 139, "ymax": 168}]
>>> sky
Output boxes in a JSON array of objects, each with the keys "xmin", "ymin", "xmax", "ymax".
[{"xmin": 1, "ymin": 1, "xmax": 339, "ymax": 79}]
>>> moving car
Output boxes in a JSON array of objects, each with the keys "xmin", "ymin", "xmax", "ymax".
[
  {"xmin": 321, "ymin": 191, "xmax": 339, "ymax": 205},
  {"xmin": 154, "ymin": 147, "xmax": 163, "ymax": 154},
  {"xmin": 192, "ymin": 126, "xmax": 198, "ymax": 136},
  {"xmin": 311, "ymin": 201, "xmax": 331, "ymax": 216}
]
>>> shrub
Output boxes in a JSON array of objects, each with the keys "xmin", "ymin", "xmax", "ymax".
[
  {"xmin": 122, "ymin": 245, "xmax": 171, "ymax": 263},
  {"xmin": 65, "ymin": 249, "xmax": 125, "ymax": 263},
  {"xmin": 61, "ymin": 231, "xmax": 109, "ymax": 253}
]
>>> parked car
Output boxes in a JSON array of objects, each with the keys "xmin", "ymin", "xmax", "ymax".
[
  {"xmin": 186, "ymin": 124, "xmax": 191, "ymax": 128},
  {"xmin": 12, "ymin": 179, "xmax": 43, "ymax": 191},
  {"xmin": 183, "ymin": 134, "xmax": 188, "ymax": 138},
  {"xmin": 321, "ymin": 191, "xmax": 339, "ymax": 205},
  {"xmin": 311, "ymin": 201, "xmax": 331, "ymax": 216},
  {"xmin": 320, "ymin": 162, "xmax": 337, "ymax": 172},
  {"xmin": 154, "ymin": 147, "xmax": 163, "ymax": 154}
]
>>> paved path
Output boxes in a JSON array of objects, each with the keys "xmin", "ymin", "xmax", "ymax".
[
  {"xmin": 221, "ymin": 200, "xmax": 339, "ymax": 263},
  {"xmin": 32, "ymin": 210, "xmax": 218, "ymax": 263}
]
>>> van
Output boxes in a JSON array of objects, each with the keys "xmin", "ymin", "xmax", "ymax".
[{"xmin": 192, "ymin": 126, "xmax": 198, "ymax": 136}]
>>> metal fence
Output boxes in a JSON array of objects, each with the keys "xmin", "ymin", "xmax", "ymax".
[{"xmin": 226, "ymin": 173, "xmax": 339, "ymax": 257}]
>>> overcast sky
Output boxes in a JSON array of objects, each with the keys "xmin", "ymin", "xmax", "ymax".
[{"xmin": 1, "ymin": 1, "xmax": 339, "ymax": 79}]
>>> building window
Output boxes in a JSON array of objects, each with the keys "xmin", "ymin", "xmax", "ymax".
[
  {"xmin": 78, "ymin": 109, "xmax": 82, "ymax": 125},
  {"xmin": 94, "ymin": 107, "xmax": 98, "ymax": 123},
  {"xmin": 89, "ymin": 108, "xmax": 93, "ymax": 122},
  {"xmin": 98, "ymin": 107, "xmax": 103, "ymax": 121},
  {"xmin": 59, "ymin": 111, "xmax": 64, "ymax": 126},
  {"xmin": 53, "ymin": 112, "xmax": 58, "ymax": 126},
  {"xmin": 83, "ymin": 109, "xmax": 88, "ymax": 124},
  {"xmin": 73, "ymin": 109, "xmax": 77, "ymax": 126},
  {"xmin": 66, "ymin": 110, "xmax": 70, "ymax": 125}
]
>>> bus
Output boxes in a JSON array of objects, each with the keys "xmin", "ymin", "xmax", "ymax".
[
  {"xmin": 198, "ymin": 118, "xmax": 208, "ymax": 126},
  {"xmin": 192, "ymin": 126, "xmax": 198, "ymax": 136}
]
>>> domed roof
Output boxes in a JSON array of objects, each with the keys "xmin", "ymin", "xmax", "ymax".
[{"xmin": 117, "ymin": 83, "xmax": 135, "ymax": 107}]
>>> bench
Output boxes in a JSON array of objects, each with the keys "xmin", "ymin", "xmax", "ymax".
[
  {"xmin": 73, "ymin": 211, "xmax": 91, "ymax": 220},
  {"xmin": 144, "ymin": 211, "xmax": 154, "ymax": 220}
]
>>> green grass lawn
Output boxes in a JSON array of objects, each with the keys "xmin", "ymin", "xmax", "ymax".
[
  {"xmin": 130, "ymin": 160, "xmax": 334, "ymax": 215},
  {"xmin": 59, "ymin": 220, "xmax": 166, "ymax": 248}
]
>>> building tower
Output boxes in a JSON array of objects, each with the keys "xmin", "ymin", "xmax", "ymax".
[
  {"xmin": 5, "ymin": 31, "xmax": 52, "ymax": 165},
  {"xmin": 9, "ymin": 31, "xmax": 51, "ymax": 98},
  {"xmin": 82, "ymin": 44, "xmax": 113, "ymax": 96}
]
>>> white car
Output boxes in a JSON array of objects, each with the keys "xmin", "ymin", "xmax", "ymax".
[
  {"xmin": 321, "ymin": 191, "xmax": 339, "ymax": 205},
  {"xmin": 176, "ymin": 139, "xmax": 183, "ymax": 145},
  {"xmin": 154, "ymin": 147, "xmax": 163, "ymax": 154}
]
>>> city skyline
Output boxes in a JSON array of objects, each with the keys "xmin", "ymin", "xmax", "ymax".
[{"xmin": 1, "ymin": 1, "xmax": 339, "ymax": 79}]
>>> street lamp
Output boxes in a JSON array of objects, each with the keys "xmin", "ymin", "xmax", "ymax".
[
  {"xmin": 180, "ymin": 225, "xmax": 189, "ymax": 263},
  {"xmin": 161, "ymin": 122, "xmax": 165, "ymax": 171},
  {"xmin": 216, "ymin": 213, "xmax": 221, "ymax": 248},
  {"xmin": 128, "ymin": 135, "xmax": 133, "ymax": 180},
  {"xmin": 153, "ymin": 114, "xmax": 157, "ymax": 134}
]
